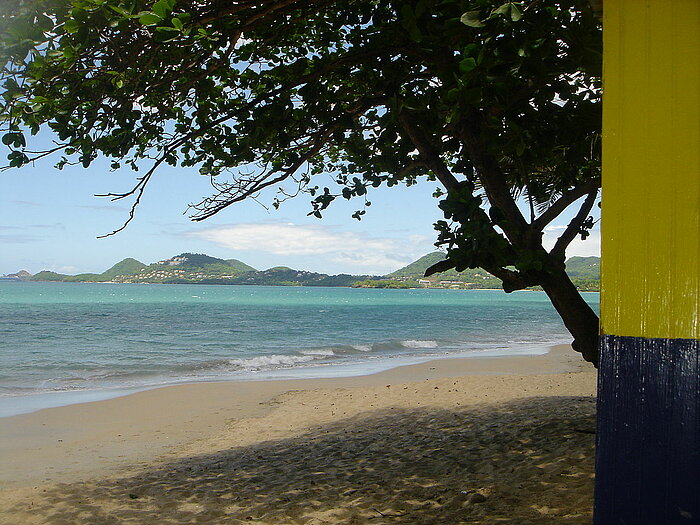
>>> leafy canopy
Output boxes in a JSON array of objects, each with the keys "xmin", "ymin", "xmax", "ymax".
[{"xmin": 1, "ymin": 0, "xmax": 599, "ymax": 220}]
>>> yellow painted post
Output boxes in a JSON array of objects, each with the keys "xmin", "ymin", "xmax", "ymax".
[{"xmin": 596, "ymin": 0, "xmax": 700, "ymax": 522}]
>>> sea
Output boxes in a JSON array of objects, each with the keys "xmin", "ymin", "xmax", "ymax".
[{"xmin": 0, "ymin": 282, "xmax": 599, "ymax": 418}]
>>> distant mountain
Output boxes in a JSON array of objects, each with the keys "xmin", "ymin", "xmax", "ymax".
[
  {"xmin": 387, "ymin": 252, "xmax": 502, "ymax": 289},
  {"xmin": 388, "ymin": 252, "xmax": 447, "ymax": 279},
  {"xmin": 31, "ymin": 270, "xmax": 67, "ymax": 281},
  {"xmin": 102, "ymin": 258, "xmax": 148, "ymax": 278},
  {"xmin": 564, "ymin": 256, "xmax": 600, "ymax": 280},
  {"xmin": 384, "ymin": 252, "xmax": 600, "ymax": 291},
  {"xmin": 155, "ymin": 253, "xmax": 255, "ymax": 270},
  {"xmin": 0, "ymin": 270, "xmax": 32, "ymax": 282},
  {"xmin": 24, "ymin": 251, "xmax": 599, "ymax": 291},
  {"xmin": 119, "ymin": 253, "xmax": 258, "ymax": 283},
  {"xmin": 27, "ymin": 253, "xmax": 376, "ymax": 287},
  {"xmin": 225, "ymin": 259, "xmax": 257, "ymax": 273}
]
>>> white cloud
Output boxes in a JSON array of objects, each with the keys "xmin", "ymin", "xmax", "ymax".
[
  {"xmin": 188, "ymin": 222, "xmax": 432, "ymax": 274},
  {"xmin": 543, "ymin": 226, "xmax": 601, "ymax": 258}
]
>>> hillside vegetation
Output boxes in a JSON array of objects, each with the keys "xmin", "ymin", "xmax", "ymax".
[
  {"xmin": 383, "ymin": 252, "xmax": 600, "ymax": 291},
  {"xmin": 25, "ymin": 252, "xmax": 599, "ymax": 290}
]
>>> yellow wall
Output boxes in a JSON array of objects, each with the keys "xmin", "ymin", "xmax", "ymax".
[{"xmin": 602, "ymin": 0, "xmax": 700, "ymax": 340}]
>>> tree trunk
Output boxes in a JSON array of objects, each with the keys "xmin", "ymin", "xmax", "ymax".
[{"xmin": 540, "ymin": 267, "xmax": 600, "ymax": 366}]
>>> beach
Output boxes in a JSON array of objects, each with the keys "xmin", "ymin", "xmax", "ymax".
[{"xmin": 0, "ymin": 344, "xmax": 597, "ymax": 524}]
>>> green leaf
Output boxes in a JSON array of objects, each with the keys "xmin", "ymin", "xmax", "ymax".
[
  {"xmin": 171, "ymin": 17, "xmax": 183, "ymax": 30},
  {"xmin": 138, "ymin": 13, "xmax": 162, "ymax": 26},
  {"xmin": 459, "ymin": 57, "xmax": 477, "ymax": 73},
  {"xmin": 511, "ymin": 4, "xmax": 523, "ymax": 21},
  {"xmin": 493, "ymin": 4, "xmax": 511, "ymax": 16},
  {"xmin": 462, "ymin": 43, "xmax": 478, "ymax": 56},
  {"xmin": 460, "ymin": 11, "xmax": 485, "ymax": 28},
  {"xmin": 69, "ymin": 8, "xmax": 88, "ymax": 21},
  {"xmin": 152, "ymin": 0, "xmax": 176, "ymax": 19},
  {"xmin": 63, "ymin": 19, "xmax": 81, "ymax": 34},
  {"xmin": 108, "ymin": 5, "xmax": 131, "ymax": 17}
]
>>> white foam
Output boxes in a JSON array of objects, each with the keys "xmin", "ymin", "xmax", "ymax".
[
  {"xmin": 299, "ymin": 349, "xmax": 335, "ymax": 357},
  {"xmin": 352, "ymin": 344, "xmax": 372, "ymax": 352},
  {"xmin": 228, "ymin": 354, "xmax": 315, "ymax": 370},
  {"xmin": 401, "ymin": 340, "xmax": 439, "ymax": 348}
]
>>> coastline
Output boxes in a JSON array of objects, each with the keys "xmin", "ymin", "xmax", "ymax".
[
  {"xmin": 0, "ymin": 339, "xmax": 563, "ymax": 419},
  {"xmin": 1, "ymin": 344, "xmax": 597, "ymax": 524}
]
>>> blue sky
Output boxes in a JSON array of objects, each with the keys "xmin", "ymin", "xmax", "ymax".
[{"xmin": 1, "ymin": 146, "xmax": 600, "ymax": 276}]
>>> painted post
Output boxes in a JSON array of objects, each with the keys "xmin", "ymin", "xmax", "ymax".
[{"xmin": 595, "ymin": 0, "xmax": 700, "ymax": 523}]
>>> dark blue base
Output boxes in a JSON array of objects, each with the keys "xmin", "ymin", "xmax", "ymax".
[{"xmin": 595, "ymin": 335, "xmax": 700, "ymax": 524}]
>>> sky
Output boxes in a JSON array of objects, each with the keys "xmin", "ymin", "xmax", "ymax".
[{"xmin": 0, "ymin": 143, "xmax": 600, "ymax": 277}]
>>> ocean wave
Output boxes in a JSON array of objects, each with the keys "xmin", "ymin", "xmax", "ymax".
[
  {"xmin": 299, "ymin": 348, "xmax": 336, "ymax": 357},
  {"xmin": 401, "ymin": 340, "xmax": 439, "ymax": 348},
  {"xmin": 228, "ymin": 354, "xmax": 317, "ymax": 370}
]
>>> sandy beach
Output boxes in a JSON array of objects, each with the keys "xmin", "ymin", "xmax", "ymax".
[{"xmin": 1, "ymin": 345, "xmax": 597, "ymax": 524}]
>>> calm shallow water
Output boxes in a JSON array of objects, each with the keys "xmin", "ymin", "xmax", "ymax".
[{"xmin": 0, "ymin": 282, "xmax": 599, "ymax": 416}]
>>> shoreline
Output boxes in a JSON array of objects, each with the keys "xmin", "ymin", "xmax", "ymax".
[
  {"xmin": 1, "ymin": 344, "xmax": 598, "ymax": 524},
  {"xmin": 0, "ymin": 341, "xmax": 562, "ymax": 419}
]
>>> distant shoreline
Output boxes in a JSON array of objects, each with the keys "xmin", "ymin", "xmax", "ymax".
[
  {"xmin": 1, "ymin": 251, "xmax": 601, "ymax": 291},
  {"xmin": 2, "ymin": 279, "xmax": 600, "ymax": 292}
]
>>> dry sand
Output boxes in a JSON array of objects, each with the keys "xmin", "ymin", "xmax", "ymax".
[{"xmin": 1, "ymin": 345, "xmax": 597, "ymax": 524}]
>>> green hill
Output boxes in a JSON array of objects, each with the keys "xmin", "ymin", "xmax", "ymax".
[
  {"xmin": 564, "ymin": 256, "xmax": 600, "ymax": 280},
  {"xmin": 63, "ymin": 273, "xmax": 102, "ymax": 282},
  {"xmin": 128, "ymin": 253, "xmax": 256, "ymax": 283},
  {"xmin": 385, "ymin": 252, "xmax": 600, "ymax": 291},
  {"xmin": 387, "ymin": 252, "xmax": 502, "ymax": 288},
  {"xmin": 102, "ymin": 258, "xmax": 148, "ymax": 278},
  {"xmin": 27, "ymin": 252, "xmax": 381, "ymax": 287},
  {"xmin": 564, "ymin": 256, "xmax": 600, "ymax": 292},
  {"xmin": 388, "ymin": 252, "xmax": 448, "ymax": 279},
  {"xmin": 225, "ymin": 259, "xmax": 257, "ymax": 273},
  {"xmin": 29, "ymin": 253, "xmax": 255, "ymax": 284},
  {"xmin": 31, "ymin": 271, "xmax": 68, "ymax": 281},
  {"xmin": 58, "ymin": 258, "xmax": 149, "ymax": 282}
]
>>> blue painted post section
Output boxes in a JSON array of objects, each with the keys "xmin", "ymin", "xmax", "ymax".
[{"xmin": 595, "ymin": 336, "xmax": 700, "ymax": 523}]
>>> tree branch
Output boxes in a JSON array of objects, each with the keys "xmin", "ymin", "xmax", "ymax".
[
  {"xmin": 457, "ymin": 112, "xmax": 529, "ymax": 244},
  {"xmin": 550, "ymin": 189, "xmax": 598, "ymax": 257},
  {"xmin": 188, "ymin": 98, "xmax": 375, "ymax": 220},
  {"xmin": 483, "ymin": 265, "xmax": 541, "ymax": 293},
  {"xmin": 424, "ymin": 257, "xmax": 539, "ymax": 293},
  {"xmin": 398, "ymin": 112, "xmax": 460, "ymax": 192},
  {"xmin": 531, "ymin": 177, "xmax": 600, "ymax": 231},
  {"xmin": 424, "ymin": 258, "xmax": 455, "ymax": 277}
]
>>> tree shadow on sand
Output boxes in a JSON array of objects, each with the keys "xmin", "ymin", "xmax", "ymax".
[{"xmin": 13, "ymin": 396, "xmax": 596, "ymax": 525}]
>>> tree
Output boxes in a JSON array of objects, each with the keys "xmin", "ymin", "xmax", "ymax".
[{"xmin": 0, "ymin": 0, "xmax": 602, "ymax": 364}]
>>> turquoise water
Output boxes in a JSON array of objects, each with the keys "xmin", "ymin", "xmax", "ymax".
[{"xmin": 0, "ymin": 282, "xmax": 599, "ymax": 416}]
